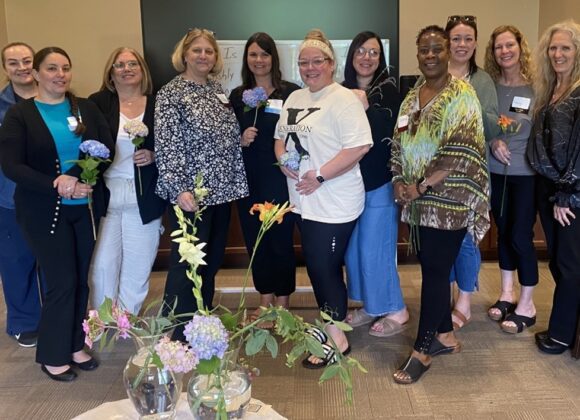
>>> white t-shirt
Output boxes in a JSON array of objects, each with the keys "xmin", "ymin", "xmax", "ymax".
[
  {"xmin": 275, "ymin": 82, "xmax": 372, "ymax": 223},
  {"xmin": 105, "ymin": 112, "xmax": 144, "ymax": 180}
]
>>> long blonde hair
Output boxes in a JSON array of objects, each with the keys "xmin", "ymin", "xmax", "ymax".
[
  {"xmin": 533, "ymin": 20, "xmax": 580, "ymax": 116},
  {"xmin": 171, "ymin": 28, "xmax": 223, "ymax": 75},
  {"xmin": 484, "ymin": 25, "xmax": 532, "ymax": 83}
]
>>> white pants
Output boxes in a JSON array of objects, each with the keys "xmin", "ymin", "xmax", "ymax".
[{"xmin": 89, "ymin": 178, "xmax": 162, "ymax": 314}]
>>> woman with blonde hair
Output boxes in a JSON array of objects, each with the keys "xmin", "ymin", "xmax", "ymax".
[
  {"xmin": 527, "ymin": 20, "xmax": 580, "ymax": 355},
  {"xmin": 155, "ymin": 28, "xmax": 248, "ymax": 341},
  {"xmin": 275, "ymin": 29, "xmax": 372, "ymax": 368},
  {"xmin": 483, "ymin": 25, "xmax": 538, "ymax": 334},
  {"xmin": 88, "ymin": 47, "xmax": 166, "ymax": 315}
]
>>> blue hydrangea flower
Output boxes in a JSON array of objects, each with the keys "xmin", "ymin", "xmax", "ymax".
[
  {"xmin": 79, "ymin": 140, "xmax": 111, "ymax": 159},
  {"xmin": 242, "ymin": 87, "xmax": 268, "ymax": 108},
  {"xmin": 184, "ymin": 315, "xmax": 229, "ymax": 360},
  {"xmin": 279, "ymin": 150, "xmax": 301, "ymax": 171}
]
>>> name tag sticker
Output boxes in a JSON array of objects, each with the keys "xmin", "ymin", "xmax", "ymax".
[
  {"xmin": 510, "ymin": 96, "xmax": 531, "ymax": 114},
  {"xmin": 265, "ymin": 99, "xmax": 283, "ymax": 114},
  {"xmin": 67, "ymin": 116, "xmax": 78, "ymax": 131},
  {"xmin": 216, "ymin": 93, "xmax": 229, "ymax": 104},
  {"xmin": 397, "ymin": 115, "xmax": 409, "ymax": 132}
]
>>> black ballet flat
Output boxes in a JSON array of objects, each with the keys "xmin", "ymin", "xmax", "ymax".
[
  {"xmin": 537, "ymin": 336, "xmax": 568, "ymax": 355},
  {"xmin": 41, "ymin": 365, "xmax": 77, "ymax": 382},
  {"xmin": 71, "ymin": 357, "xmax": 99, "ymax": 371}
]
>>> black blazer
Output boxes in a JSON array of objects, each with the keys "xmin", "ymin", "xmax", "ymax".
[
  {"xmin": 88, "ymin": 90, "xmax": 166, "ymax": 224},
  {"xmin": 0, "ymin": 97, "xmax": 114, "ymax": 234}
]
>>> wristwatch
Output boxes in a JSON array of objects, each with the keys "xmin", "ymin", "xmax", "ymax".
[{"xmin": 316, "ymin": 169, "xmax": 325, "ymax": 184}]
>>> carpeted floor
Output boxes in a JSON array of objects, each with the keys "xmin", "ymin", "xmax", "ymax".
[{"xmin": 0, "ymin": 262, "xmax": 578, "ymax": 419}]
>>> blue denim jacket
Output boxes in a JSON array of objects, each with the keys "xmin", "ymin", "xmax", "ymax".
[{"xmin": 0, "ymin": 83, "xmax": 17, "ymax": 209}]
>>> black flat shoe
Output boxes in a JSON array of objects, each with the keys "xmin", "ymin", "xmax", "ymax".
[
  {"xmin": 71, "ymin": 357, "xmax": 99, "ymax": 371},
  {"xmin": 537, "ymin": 336, "xmax": 568, "ymax": 355},
  {"xmin": 41, "ymin": 365, "xmax": 77, "ymax": 382},
  {"xmin": 535, "ymin": 330, "xmax": 549, "ymax": 343}
]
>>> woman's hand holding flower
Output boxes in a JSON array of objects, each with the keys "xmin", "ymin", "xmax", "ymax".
[
  {"xmin": 177, "ymin": 191, "xmax": 198, "ymax": 212},
  {"xmin": 133, "ymin": 148, "xmax": 155, "ymax": 167},
  {"xmin": 490, "ymin": 139, "xmax": 511, "ymax": 165},
  {"xmin": 241, "ymin": 127, "xmax": 258, "ymax": 147},
  {"xmin": 53, "ymin": 174, "xmax": 79, "ymax": 199},
  {"xmin": 73, "ymin": 182, "xmax": 92, "ymax": 199},
  {"xmin": 393, "ymin": 181, "xmax": 408, "ymax": 205},
  {"xmin": 296, "ymin": 170, "xmax": 322, "ymax": 196}
]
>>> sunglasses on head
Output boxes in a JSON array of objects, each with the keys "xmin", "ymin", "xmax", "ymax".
[{"xmin": 447, "ymin": 15, "xmax": 477, "ymax": 24}]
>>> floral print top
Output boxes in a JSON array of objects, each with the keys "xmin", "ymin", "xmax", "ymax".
[
  {"xmin": 154, "ymin": 75, "xmax": 248, "ymax": 205},
  {"xmin": 391, "ymin": 77, "xmax": 490, "ymax": 243}
]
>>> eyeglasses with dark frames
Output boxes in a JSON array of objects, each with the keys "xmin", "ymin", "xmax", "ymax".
[
  {"xmin": 112, "ymin": 61, "xmax": 140, "ymax": 70},
  {"xmin": 355, "ymin": 47, "xmax": 380, "ymax": 58}
]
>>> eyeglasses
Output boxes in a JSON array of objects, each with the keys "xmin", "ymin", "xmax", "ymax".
[
  {"xmin": 447, "ymin": 15, "xmax": 477, "ymax": 24},
  {"xmin": 355, "ymin": 47, "xmax": 380, "ymax": 58},
  {"xmin": 112, "ymin": 61, "xmax": 140, "ymax": 70},
  {"xmin": 297, "ymin": 57, "xmax": 330, "ymax": 69},
  {"xmin": 190, "ymin": 48, "xmax": 215, "ymax": 56}
]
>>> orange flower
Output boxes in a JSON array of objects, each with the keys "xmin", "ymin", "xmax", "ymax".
[
  {"xmin": 497, "ymin": 114, "xmax": 516, "ymax": 132},
  {"xmin": 250, "ymin": 201, "xmax": 293, "ymax": 225}
]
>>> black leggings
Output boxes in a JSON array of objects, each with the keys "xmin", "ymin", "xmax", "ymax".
[
  {"xmin": 300, "ymin": 218, "xmax": 356, "ymax": 321},
  {"xmin": 490, "ymin": 173, "xmax": 538, "ymax": 286},
  {"xmin": 414, "ymin": 226, "xmax": 466, "ymax": 353}
]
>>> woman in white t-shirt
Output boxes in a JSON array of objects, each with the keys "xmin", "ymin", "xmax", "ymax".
[{"xmin": 274, "ymin": 29, "xmax": 372, "ymax": 369}]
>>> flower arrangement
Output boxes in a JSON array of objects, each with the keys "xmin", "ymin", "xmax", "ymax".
[
  {"xmin": 497, "ymin": 114, "xmax": 521, "ymax": 217},
  {"xmin": 68, "ymin": 140, "xmax": 111, "ymax": 239},
  {"xmin": 276, "ymin": 150, "xmax": 302, "ymax": 171},
  {"xmin": 123, "ymin": 120, "xmax": 149, "ymax": 196},
  {"xmin": 84, "ymin": 175, "xmax": 366, "ymax": 418},
  {"xmin": 242, "ymin": 86, "xmax": 269, "ymax": 127}
]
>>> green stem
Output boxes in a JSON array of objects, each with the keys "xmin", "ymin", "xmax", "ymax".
[{"xmin": 237, "ymin": 225, "xmax": 267, "ymax": 314}]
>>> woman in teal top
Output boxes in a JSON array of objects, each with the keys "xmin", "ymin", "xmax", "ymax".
[{"xmin": 1, "ymin": 47, "xmax": 114, "ymax": 381}]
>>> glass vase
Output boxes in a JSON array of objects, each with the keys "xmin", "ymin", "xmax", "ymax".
[
  {"xmin": 187, "ymin": 364, "xmax": 251, "ymax": 420},
  {"xmin": 123, "ymin": 345, "xmax": 183, "ymax": 420}
]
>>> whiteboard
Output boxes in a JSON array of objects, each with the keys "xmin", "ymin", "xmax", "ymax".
[{"xmin": 214, "ymin": 39, "xmax": 390, "ymax": 96}]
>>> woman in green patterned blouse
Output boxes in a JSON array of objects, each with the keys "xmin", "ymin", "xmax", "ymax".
[{"xmin": 391, "ymin": 25, "xmax": 490, "ymax": 384}]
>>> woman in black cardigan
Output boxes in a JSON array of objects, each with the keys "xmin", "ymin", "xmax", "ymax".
[
  {"xmin": 0, "ymin": 47, "xmax": 114, "ymax": 381},
  {"xmin": 88, "ymin": 47, "xmax": 166, "ymax": 315}
]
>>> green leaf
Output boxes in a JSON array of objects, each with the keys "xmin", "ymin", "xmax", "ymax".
[
  {"xmin": 151, "ymin": 352, "xmax": 164, "ymax": 370},
  {"xmin": 245, "ymin": 329, "xmax": 267, "ymax": 356},
  {"xmin": 265, "ymin": 335, "xmax": 278, "ymax": 358},
  {"xmin": 219, "ymin": 312, "xmax": 237, "ymax": 332},
  {"xmin": 277, "ymin": 310, "xmax": 296, "ymax": 330},
  {"xmin": 305, "ymin": 336, "xmax": 324, "ymax": 358},
  {"xmin": 196, "ymin": 356, "xmax": 220, "ymax": 375},
  {"xmin": 98, "ymin": 298, "xmax": 114, "ymax": 323},
  {"xmin": 318, "ymin": 364, "xmax": 341, "ymax": 383},
  {"xmin": 320, "ymin": 311, "xmax": 333, "ymax": 322},
  {"xmin": 332, "ymin": 320, "xmax": 353, "ymax": 332}
]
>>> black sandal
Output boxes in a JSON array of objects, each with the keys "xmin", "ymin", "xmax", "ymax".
[
  {"xmin": 393, "ymin": 355, "xmax": 431, "ymax": 384},
  {"xmin": 427, "ymin": 337, "xmax": 462, "ymax": 357},
  {"xmin": 488, "ymin": 300, "xmax": 517, "ymax": 321},
  {"xmin": 302, "ymin": 343, "xmax": 351, "ymax": 370},
  {"xmin": 305, "ymin": 326, "xmax": 327, "ymax": 344},
  {"xmin": 501, "ymin": 313, "xmax": 536, "ymax": 334}
]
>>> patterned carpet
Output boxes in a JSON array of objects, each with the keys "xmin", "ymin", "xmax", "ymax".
[{"xmin": 0, "ymin": 262, "xmax": 578, "ymax": 419}]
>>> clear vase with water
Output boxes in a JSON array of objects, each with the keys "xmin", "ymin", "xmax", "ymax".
[{"xmin": 123, "ymin": 336, "xmax": 183, "ymax": 420}]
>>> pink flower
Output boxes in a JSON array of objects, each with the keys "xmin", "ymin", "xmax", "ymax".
[
  {"xmin": 83, "ymin": 309, "xmax": 105, "ymax": 349},
  {"xmin": 154, "ymin": 336, "xmax": 198, "ymax": 373}
]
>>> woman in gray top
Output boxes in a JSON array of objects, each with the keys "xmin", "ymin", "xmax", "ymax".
[
  {"xmin": 484, "ymin": 25, "xmax": 537, "ymax": 333},
  {"xmin": 443, "ymin": 15, "xmax": 499, "ymax": 331}
]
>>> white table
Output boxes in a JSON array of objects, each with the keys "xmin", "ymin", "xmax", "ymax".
[{"xmin": 73, "ymin": 393, "xmax": 287, "ymax": 419}]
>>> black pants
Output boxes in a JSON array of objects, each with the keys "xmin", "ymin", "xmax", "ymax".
[
  {"xmin": 414, "ymin": 226, "xmax": 466, "ymax": 353},
  {"xmin": 300, "ymin": 218, "xmax": 356, "ymax": 321},
  {"xmin": 164, "ymin": 202, "xmax": 231, "ymax": 341},
  {"xmin": 490, "ymin": 173, "xmax": 538, "ymax": 286},
  {"xmin": 237, "ymin": 199, "xmax": 296, "ymax": 296},
  {"xmin": 19, "ymin": 205, "xmax": 95, "ymax": 366},
  {"xmin": 537, "ymin": 177, "xmax": 580, "ymax": 345}
]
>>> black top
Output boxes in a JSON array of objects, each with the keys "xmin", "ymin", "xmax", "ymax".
[
  {"xmin": 347, "ymin": 79, "xmax": 400, "ymax": 192},
  {"xmin": 0, "ymin": 97, "xmax": 114, "ymax": 233},
  {"xmin": 229, "ymin": 81, "xmax": 300, "ymax": 202},
  {"xmin": 88, "ymin": 89, "xmax": 167, "ymax": 224},
  {"xmin": 528, "ymin": 86, "xmax": 580, "ymax": 208}
]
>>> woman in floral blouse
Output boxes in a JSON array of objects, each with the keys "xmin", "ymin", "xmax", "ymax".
[
  {"xmin": 154, "ymin": 28, "xmax": 248, "ymax": 341},
  {"xmin": 391, "ymin": 26, "xmax": 489, "ymax": 384}
]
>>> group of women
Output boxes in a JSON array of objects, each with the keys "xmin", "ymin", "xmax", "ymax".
[{"xmin": 0, "ymin": 18, "xmax": 578, "ymax": 384}]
